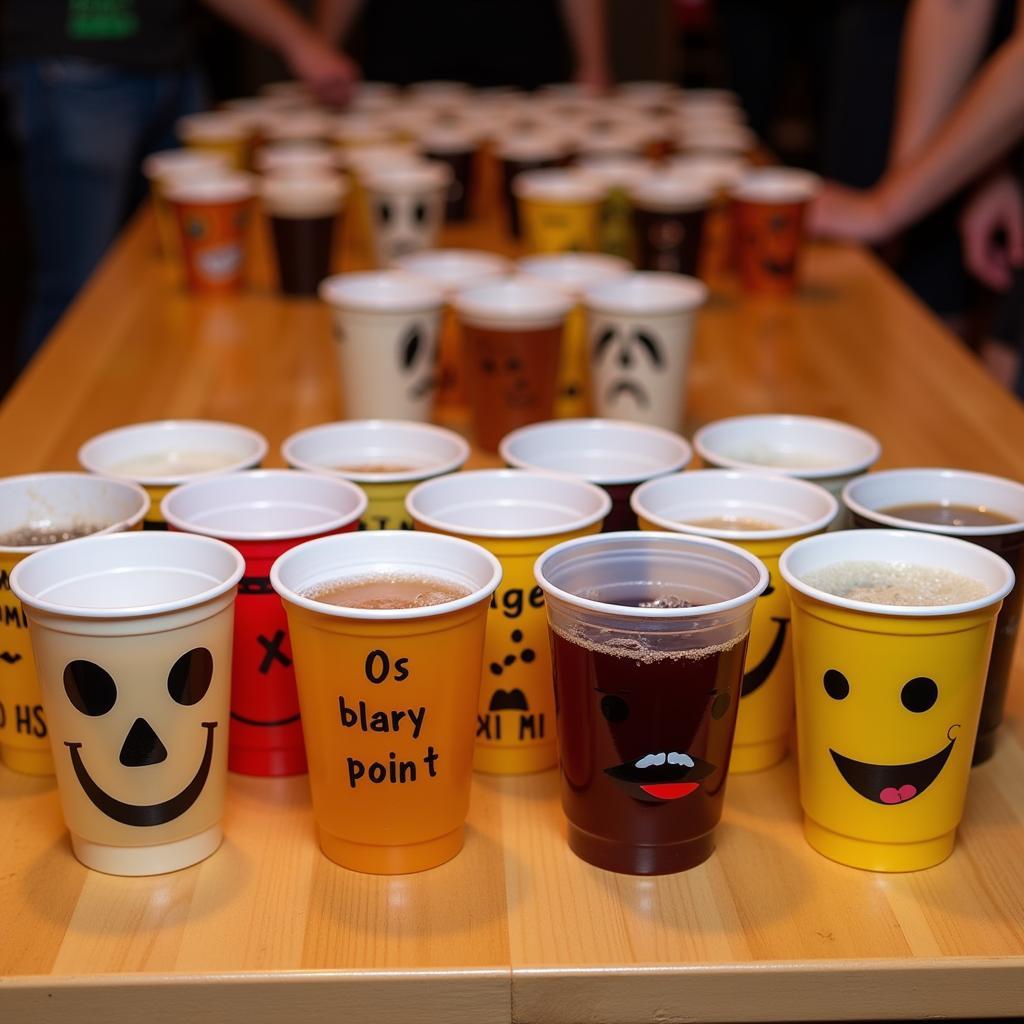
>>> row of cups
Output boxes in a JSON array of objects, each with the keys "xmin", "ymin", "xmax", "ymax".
[{"xmin": 2, "ymin": 412, "xmax": 1021, "ymax": 878}]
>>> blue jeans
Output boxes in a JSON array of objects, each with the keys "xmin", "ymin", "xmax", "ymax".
[{"xmin": 4, "ymin": 58, "xmax": 205, "ymax": 365}]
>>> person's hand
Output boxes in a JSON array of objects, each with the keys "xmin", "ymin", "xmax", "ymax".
[
  {"xmin": 285, "ymin": 36, "xmax": 359, "ymax": 106},
  {"xmin": 959, "ymin": 170, "xmax": 1024, "ymax": 291},
  {"xmin": 808, "ymin": 181, "xmax": 895, "ymax": 245}
]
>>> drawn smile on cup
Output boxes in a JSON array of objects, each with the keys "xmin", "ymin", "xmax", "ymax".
[
  {"xmin": 604, "ymin": 749, "xmax": 716, "ymax": 801},
  {"xmin": 61, "ymin": 648, "xmax": 219, "ymax": 827}
]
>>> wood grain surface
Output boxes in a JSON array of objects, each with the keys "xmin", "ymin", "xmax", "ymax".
[{"xmin": 1, "ymin": 169, "xmax": 1023, "ymax": 1023}]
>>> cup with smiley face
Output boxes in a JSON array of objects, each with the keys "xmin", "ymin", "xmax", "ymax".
[
  {"xmin": 535, "ymin": 531, "xmax": 768, "ymax": 874},
  {"xmin": 454, "ymin": 277, "xmax": 574, "ymax": 452},
  {"xmin": 11, "ymin": 531, "xmax": 244, "ymax": 875},
  {"xmin": 319, "ymin": 271, "xmax": 446, "ymax": 422},
  {"xmin": 162, "ymin": 471, "xmax": 367, "ymax": 777},
  {"xmin": 780, "ymin": 529, "xmax": 1014, "ymax": 872},
  {"xmin": 631, "ymin": 470, "xmax": 838, "ymax": 773},
  {"xmin": 584, "ymin": 271, "xmax": 708, "ymax": 431}
]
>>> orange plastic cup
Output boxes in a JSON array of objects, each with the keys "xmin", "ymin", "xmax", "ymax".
[
  {"xmin": 271, "ymin": 531, "xmax": 501, "ymax": 873},
  {"xmin": 167, "ymin": 174, "xmax": 255, "ymax": 293}
]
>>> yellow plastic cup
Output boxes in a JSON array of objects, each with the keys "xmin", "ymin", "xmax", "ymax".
[
  {"xmin": 0, "ymin": 474, "xmax": 150, "ymax": 775},
  {"xmin": 517, "ymin": 253, "xmax": 630, "ymax": 419},
  {"xmin": 631, "ymin": 470, "xmax": 838, "ymax": 773},
  {"xmin": 282, "ymin": 420, "xmax": 470, "ymax": 532},
  {"xmin": 513, "ymin": 169, "xmax": 604, "ymax": 254},
  {"xmin": 271, "ymin": 530, "xmax": 502, "ymax": 873},
  {"xmin": 406, "ymin": 470, "xmax": 611, "ymax": 774},
  {"xmin": 780, "ymin": 529, "xmax": 1014, "ymax": 872},
  {"xmin": 177, "ymin": 111, "xmax": 252, "ymax": 170},
  {"xmin": 78, "ymin": 420, "xmax": 268, "ymax": 529}
]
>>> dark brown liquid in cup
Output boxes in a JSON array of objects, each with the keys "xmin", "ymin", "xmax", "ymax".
[
  {"xmin": 425, "ymin": 148, "xmax": 474, "ymax": 222},
  {"xmin": 550, "ymin": 605, "xmax": 747, "ymax": 875},
  {"xmin": 851, "ymin": 509, "xmax": 1024, "ymax": 764},
  {"xmin": 602, "ymin": 482, "xmax": 639, "ymax": 532},
  {"xmin": 633, "ymin": 205, "xmax": 708, "ymax": 277},
  {"xmin": 463, "ymin": 322, "xmax": 562, "ymax": 452},
  {"xmin": 270, "ymin": 213, "xmax": 336, "ymax": 296},
  {"xmin": 881, "ymin": 503, "xmax": 1016, "ymax": 528}
]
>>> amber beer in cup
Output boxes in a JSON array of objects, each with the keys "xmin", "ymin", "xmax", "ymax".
[
  {"xmin": 731, "ymin": 168, "xmax": 821, "ymax": 296},
  {"xmin": 454, "ymin": 278, "xmax": 572, "ymax": 452},
  {"xmin": 271, "ymin": 531, "xmax": 501, "ymax": 873},
  {"xmin": 535, "ymin": 531, "xmax": 768, "ymax": 874}
]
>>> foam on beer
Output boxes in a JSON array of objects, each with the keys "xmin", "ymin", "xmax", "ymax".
[
  {"xmin": 302, "ymin": 572, "xmax": 471, "ymax": 610},
  {"xmin": 801, "ymin": 560, "xmax": 989, "ymax": 607},
  {"xmin": 551, "ymin": 620, "xmax": 744, "ymax": 664}
]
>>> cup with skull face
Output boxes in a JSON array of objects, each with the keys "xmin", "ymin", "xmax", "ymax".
[
  {"xmin": 319, "ymin": 271, "xmax": 446, "ymax": 422},
  {"xmin": 11, "ymin": 531, "xmax": 244, "ymax": 875},
  {"xmin": 584, "ymin": 271, "xmax": 708, "ymax": 431},
  {"xmin": 361, "ymin": 161, "xmax": 453, "ymax": 268}
]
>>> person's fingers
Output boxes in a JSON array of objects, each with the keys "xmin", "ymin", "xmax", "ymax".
[{"xmin": 960, "ymin": 211, "xmax": 1004, "ymax": 289}]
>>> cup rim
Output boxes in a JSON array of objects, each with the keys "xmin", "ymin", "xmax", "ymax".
[
  {"xmin": 77, "ymin": 419, "xmax": 270, "ymax": 487},
  {"xmin": 692, "ymin": 414, "xmax": 881, "ymax": 480},
  {"xmin": 499, "ymin": 417, "xmax": 692, "ymax": 484},
  {"xmin": 361, "ymin": 160, "xmax": 453, "ymax": 192},
  {"xmin": 511, "ymin": 168, "xmax": 605, "ymax": 203},
  {"xmin": 160, "ymin": 469, "xmax": 369, "ymax": 541},
  {"xmin": 730, "ymin": 168, "xmax": 821, "ymax": 204},
  {"xmin": 270, "ymin": 530, "xmax": 502, "ymax": 621},
  {"xmin": 629, "ymin": 175, "xmax": 715, "ymax": 210},
  {"xmin": 142, "ymin": 148, "xmax": 230, "ymax": 180},
  {"xmin": 318, "ymin": 271, "xmax": 444, "ymax": 313},
  {"xmin": 584, "ymin": 271, "xmax": 709, "ymax": 316},
  {"xmin": 259, "ymin": 171, "xmax": 347, "ymax": 206},
  {"xmin": 0, "ymin": 473, "xmax": 152, "ymax": 554},
  {"xmin": 406, "ymin": 468, "xmax": 612, "ymax": 539},
  {"xmin": 842, "ymin": 468, "xmax": 1024, "ymax": 537},
  {"xmin": 632, "ymin": 469, "xmax": 839, "ymax": 540},
  {"xmin": 390, "ymin": 249, "xmax": 510, "ymax": 292},
  {"xmin": 164, "ymin": 172, "xmax": 256, "ymax": 204},
  {"xmin": 534, "ymin": 529, "xmax": 769, "ymax": 619},
  {"xmin": 454, "ymin": 276, "xmax": 573, "ymax": 328},
  {"xmin": 516, "ymin": 253, "xmax": 632, "ymax": 296},
  {"xmin": 10, "ymin": 531, "xmax": 245, "ymax": 619},
  {"xmin": 779, "ymin": 528, "xmax": 1015, "ymax": 618},
  {"xmin": 281, "ymin": 419, "xmax": 471, "ymax": 483}
]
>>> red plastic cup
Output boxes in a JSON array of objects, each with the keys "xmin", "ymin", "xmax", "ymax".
[{"xmin": 163, "ymin": 470, "xmax": 367, "ymax": 775}]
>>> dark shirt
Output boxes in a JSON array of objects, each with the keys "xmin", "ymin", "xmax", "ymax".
[
  {"xmin": 355, "ymin": 0, "xmax": 572, "ymax": 89},
  {"xmin": 3, "ymin": 0, "xmax": 194, "ymax": 69}
]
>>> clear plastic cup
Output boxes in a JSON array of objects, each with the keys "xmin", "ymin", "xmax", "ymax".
[{"xmin": 534, "ymin": 530, "xmax": 768, "ymax": 874}]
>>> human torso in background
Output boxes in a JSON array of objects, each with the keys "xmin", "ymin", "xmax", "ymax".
[
  {"xmin": 355, "ymin": 0, "xmax": 572, "ymax": 88},
  {"xmin": 2, "ymin": 0, "xmax": 194, "ymax": 67}
]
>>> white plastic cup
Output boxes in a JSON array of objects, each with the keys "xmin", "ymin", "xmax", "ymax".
[
  {"xmin": 78, "ymin": 420, "xmax": 269, "ymax": 528},
  {"xmin": 499, "ymin": 417, "xmax": 692, "ymax": 532},
  {"xmin": 584, "ymin": 271, "xmax": 708, "ymax": 430},
  {"xmin": 255, "ymin": 142, "xmax": 341, "ymax": 176},
  {"xmin": 11, "ymin": 532, "xmax": 244, "ymax": 875},
  {"xmin": 361, "ymin": 161, "xmax": 453, "ymax": 266},
  {"xmin": 176, "ymin": 111, "xmax": 252, "ymax": 168},
  {"xmin": 282, "ymin": 419, "xmax": 470, "ymax": 531},
  {"xmin": 664, "ymin": 154, "xmax": 750, "ymax": 192},
  {"xmin": 693, "ymin": 413, "xmax": 881, "ymax": 510},
  {"xmin": 319, "ymin": 271, "xmax": 445, "ymax": 422},
  {"xmin": 391, "ymin": 249, "xmax": 510, "ymax": 298}
]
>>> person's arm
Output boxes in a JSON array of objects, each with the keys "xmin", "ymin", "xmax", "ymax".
[
  {"xmin": 200, "ymin": 0, "xmax": 358, "ymax": 104},
  {"xmin": 559, "ymin": 0, "xmax": 610, "ymax": 92},
  {"xmin": 959, "ymin": 165, "xmax": 1024, "ymax": 291},
  {"xmin": 889, "ymin": 0, "xmax": 998, "ymax": 166},
  {"xmin": 314, "ymin": 0, "xmax": 365, "ymax": 46},
  {"xmin": 812, "ymin": 29, "xmax": 1024, "ymax": 243}
]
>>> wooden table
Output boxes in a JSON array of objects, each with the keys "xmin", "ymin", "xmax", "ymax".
[{"xmin": 1, "ymin": 190, "xmax": 1024, "ymax": 1024}]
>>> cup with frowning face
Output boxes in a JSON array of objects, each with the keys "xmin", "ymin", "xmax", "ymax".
[
  {"xmin": 632, "ymin": 470, "xmax": 838, "ymax": 773},
  {"xmin": 517, "ymin": 253, "xmax": 631, "ymax": 418},
  {"xmin": 162, "ymin": 470, "xmax": 366, "ymax": 777},
  {"xmin": 282, "ymin": 419, "xmax": 470, "ymax": 531},
  {"xmin": 843, "ymin": 468, "xmax": 1024, "ymax": 765},
  {"xmin": 142, "ymin": 149, "xmax": 232, "ymax": 261},
  {"xmin": 780, "ymin": 529, "xmax": 1013, "ymax": 872},
  {"xmin": 730, "ymin": 168, "xmax": 820, "ymax": 296},
  {"xmin": 11, "ymin": 531, "xmax": 244, "ymax": 875},
  {"xmin": 454, "ymin": 278, "xmax": 573, "ymax": 452},
  {"xmin": 500, "ymin": 417, "xmax": 692, "ymax": 532},
  {"xmin": 361, "ymin": 161, "xmax": 452, "ymax": 267},
  {"xmin": 407, "ymin": 469, "xmax": 610, "ymax": 775},
  {"xmin": 514, "ymin": 169, "xmax": 604, "ymax": 254},
  {"xmin": 0, "ymin": 474, "xmax": 150, "ymax": 776},
  {"xmin": 693, "ymin": 414, "xmax": 881, "ymax": 519},
  {"xmin": 584, "ymin": 271, "xmax": 708, "ymax": 431},
  {"xmin": 270, "ymin": 530, "xmax": 501, "ymax": 873},
  {"xmin": 165, "ymin": 173, "xmax": 256, "ymax": 293},
  {"xmin": 78, "ymin": 420, "xmax": 268, "ymax": 529},
  {"xmin": 319, "ymin": 271, "xmax": 445, "ymax": 422}
]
